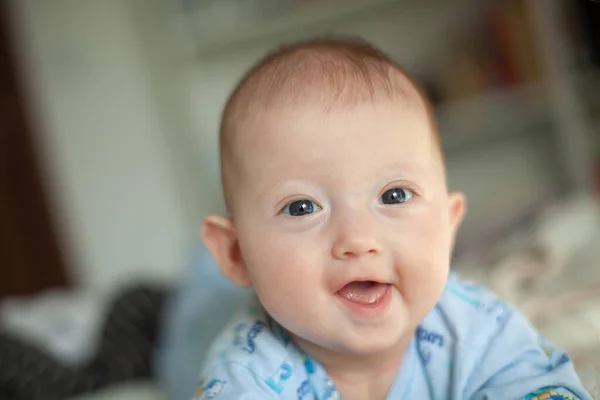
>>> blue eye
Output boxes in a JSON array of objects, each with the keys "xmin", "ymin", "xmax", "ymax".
[
  {"xmin": 380, "ymin": 188, "xmax": 413, "ymax": 205},
  {"xmin": 281, "ymin": 200, "xmax": 322, "ymax": 216}
]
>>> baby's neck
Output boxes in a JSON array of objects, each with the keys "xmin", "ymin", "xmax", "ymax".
[{"xmin": 292, "ymin": 333, "xmax": 412, "ymax": 400}]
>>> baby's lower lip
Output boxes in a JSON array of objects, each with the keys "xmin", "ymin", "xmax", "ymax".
[{"xmin": 335, "ymin": 282, "xmax": 392, "ymax": 318}]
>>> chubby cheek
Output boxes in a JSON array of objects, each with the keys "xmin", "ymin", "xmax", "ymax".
[
  {"xmin": 392, "ymin": 211, "xmax": 451, "ymax": 319},
  {"xmin": 238, "ymin": 226, "xmax": 327, "ymax": 323}
]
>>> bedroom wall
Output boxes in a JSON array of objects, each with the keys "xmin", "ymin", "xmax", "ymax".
[{"xmin": 9, "ymin": 0, "xmax": 194, "ymax": 293}]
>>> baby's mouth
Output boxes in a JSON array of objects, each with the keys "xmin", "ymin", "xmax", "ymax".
[{"xmin": 336, "ymin": 281, "xmax": 390, "ymax": 305}]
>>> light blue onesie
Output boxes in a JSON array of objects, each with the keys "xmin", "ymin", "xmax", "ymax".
[{"xmin": 192, "ymin": 274, "xmax": 591, "ymax": 399}]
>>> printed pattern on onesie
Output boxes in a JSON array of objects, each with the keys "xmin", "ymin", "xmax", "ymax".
[{"xmin": 193, "ymin": 297, "xmax": 342, "ymax": 399}]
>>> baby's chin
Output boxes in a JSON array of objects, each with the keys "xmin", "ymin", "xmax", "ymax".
[
  {"xmin": 280, "ymin": 303, "xmax": 415, "ymax": 359},
  {"xmin": 291, "ymin": 319, "xmax": 413, "ymax": 361},
  {"xmin": 332, "ymin": 324, "xmax": 413, "ymax": 357}
]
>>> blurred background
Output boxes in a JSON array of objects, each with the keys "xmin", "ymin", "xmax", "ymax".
[{"xmin": 0, "ymin": 0, "xmax": 599, "ymax": 398}]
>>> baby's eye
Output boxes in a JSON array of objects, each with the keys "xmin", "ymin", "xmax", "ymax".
[
  {"xmin": 281, "ymin": 199, "xmax": 322, "ymax": 217},
  {"xmin": 380, "ymin": 188, "xmax": 413, "ymax": 205}
]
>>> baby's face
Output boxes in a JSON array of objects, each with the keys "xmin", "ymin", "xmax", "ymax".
[{"xmin": 229, "ymin": 100, "xmax": 462, "ymax": 356}]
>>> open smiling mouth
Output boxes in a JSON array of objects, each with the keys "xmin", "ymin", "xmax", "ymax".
[{"xmin": 335, "ymin": 281, "xmax": 392, "ymax": 317}]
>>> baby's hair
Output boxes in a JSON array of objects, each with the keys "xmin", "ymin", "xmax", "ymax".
[{"xmin": 219, "ymin": 36, "xmax": 440, "ymax": 212}]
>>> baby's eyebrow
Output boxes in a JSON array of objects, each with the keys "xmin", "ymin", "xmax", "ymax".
[
  {"xmin": 376, "ymin": 161, "xmax": 429, "ymax": 176},
  {"xmin": 255, "ymin": 180, "xmax": 304, "ymax": 202}
]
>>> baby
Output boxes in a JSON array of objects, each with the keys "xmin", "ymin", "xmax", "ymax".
[{"xmin": 196, "ymin": 38, "xmax": 591, "ymax": 399}]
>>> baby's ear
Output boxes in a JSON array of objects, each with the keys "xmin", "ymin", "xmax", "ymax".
[
  {"xmin": 201, "ymin": 215, "xmax": 252, "ymax": 288},
  {"xmin": 448, "ymin": 192, "xmax": 466, "ymax": 235}
]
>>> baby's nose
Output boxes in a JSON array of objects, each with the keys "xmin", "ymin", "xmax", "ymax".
[{"xmin": 332, "ymin": 235, "xmax": 382, "ymax": 260}]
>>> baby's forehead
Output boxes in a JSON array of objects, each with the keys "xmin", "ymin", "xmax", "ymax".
[
  {"xmin": 227, "ymin": 92, "xmax": 439, "ymax": 175},
  {"xmin": 232, "ymin": 97, "xmax": 438, "ymax": 178},
  {"xmin": 227, "ymin": 71, "xmax": 429, "ymax": 158},
  {"xmin": 231, "ymin": 85, "xmax": 436, "ymax": 162},
  {"xmin": 229, "ymin": 102, "xmax": 442, "ymax": 207}
]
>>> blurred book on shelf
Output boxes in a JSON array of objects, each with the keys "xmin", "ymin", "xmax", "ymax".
[
  {"xmin": 566, "ymin": 0, "xmax": 600, "ymax": 181},
  {"xmin": 434, "ymin": 0, "xmax": 542, "ymax": 105}
]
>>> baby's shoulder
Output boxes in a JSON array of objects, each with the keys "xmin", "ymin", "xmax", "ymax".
[
  {"xmin": 423, "ymin": 274, "xmax": 515, "ymax": 345},
  {"xmin": 197, "ymin": 301, "xmax": 309, "ymax": 399},
  {"xmin": 421, "ymin": 276, "xmax": 590, "ymax": 399},
  {"xmin": 203, "ymin": 301, "xmax": 295, "ymax": 373}
]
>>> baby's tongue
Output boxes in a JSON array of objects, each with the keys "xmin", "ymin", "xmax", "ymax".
[{"xmin": 337, "ymin": 281, "xmax": 388, "ymax": 305}]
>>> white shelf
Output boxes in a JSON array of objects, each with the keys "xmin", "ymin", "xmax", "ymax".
[{"xmin": 191, "ymin": 0, "xmax": 405, "ymax": 57}]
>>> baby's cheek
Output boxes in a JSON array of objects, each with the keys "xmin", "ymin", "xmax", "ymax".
[
  {"xmin": 253, "ymin": 237, "xmax": 329, "ymax": 327},
  {"xmin": 248, "ymin": 236, "xmax": 321, "ymax": 298},
  {"xmin": 392, "ymin": 221, "xmax": 451, "ymax": 311}
]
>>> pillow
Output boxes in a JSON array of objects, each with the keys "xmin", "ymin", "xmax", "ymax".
[{"xmin": 155, "ymin": 243, "xmax": 251, "ymax": 400}]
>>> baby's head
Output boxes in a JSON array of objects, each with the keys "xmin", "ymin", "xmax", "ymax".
[{"xmin": 203, "ymin": 37, "xmax": 465, "ymax": 359}]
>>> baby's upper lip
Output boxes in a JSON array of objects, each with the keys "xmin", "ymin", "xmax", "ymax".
[{"xmin": 332, "ymin": 277, "xmax": 390, "ymax": 293}]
